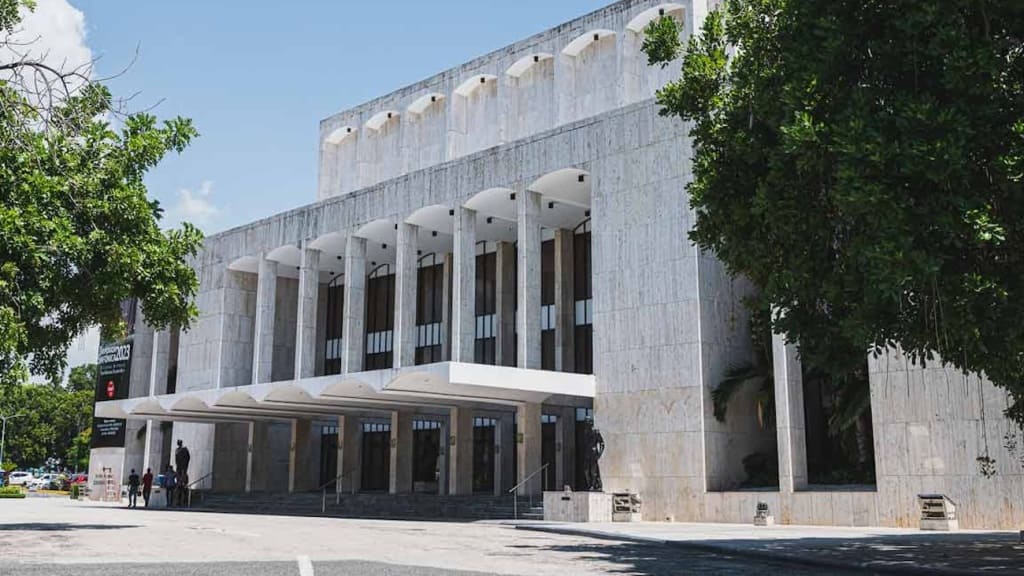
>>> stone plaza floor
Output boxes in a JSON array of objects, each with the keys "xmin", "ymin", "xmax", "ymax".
[
  {"xmin": 516, "ymin": 520, "xmax": 1024, "ymax": 575},
  {"xmin": 0, "ymin": 496, "xmax": 861, "ymax": 575}
]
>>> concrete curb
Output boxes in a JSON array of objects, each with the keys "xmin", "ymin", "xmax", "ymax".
[{"xmin": 513, "ymin": 524, "xmax": 986, "ymax": 576}]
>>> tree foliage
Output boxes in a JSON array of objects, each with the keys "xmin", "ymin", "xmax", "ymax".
[
  {"xmin": 0, "ymin": 367, "xmax": 94, "ymax": 470},
  {"xmin": 645, "ymin": 1, "xmax": 1024, "ymax": 423},
  {"xmin": 0, "ymin": 0, "xmax": 201, "ymax": 387}
]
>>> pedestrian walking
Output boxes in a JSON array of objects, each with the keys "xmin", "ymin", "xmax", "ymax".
[
  {"xmin": 127, "ymin": 469, "xmax": 140, "ymax": 508},
  {"xmin": 163, "ymin": 466, "xmax": 176, "ymax": 508},
  {"xmin": 142, "ymin": 468, "xmax": 153, "ymax": 507}
]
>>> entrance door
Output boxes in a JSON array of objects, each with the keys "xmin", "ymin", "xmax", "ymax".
[
  {"xmin": 472, "ymin": 417, "xmax": 496, "ymax": 493},
  {"xmin": 574, "ymin": 408, "xmax": 593, "ymax": 490},
  {"xmin": 541, "ymin": 415, "xmax": 557, "ymax": 491},
  {"xmin": 319, "ymin": 427, "xmax": 338, "ymax": 489},
  {"xmin": 412, "ymin": 420, "xmax": 441, "ymax": 493},
  {"xmin": 361, "ymin": 422, "xmax": 390, "ymax": 491}
]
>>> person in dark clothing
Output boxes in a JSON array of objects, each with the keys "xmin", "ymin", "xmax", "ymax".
[
  {"xmin": 163, "ymin": 466, "xmax": 176, "ymax": 507},
  {"xmin": 174, "ymin": 440, "xmax": 191, "ymax": 478},
  {"xmin": 177, "ymin": 470, "xmax": 189, "ymax": 507},
  {"xmin": 141, "ymin": 468, "xmax": 154, "ymax": 507},
  {"xmin": 127, "ymin": 469, "xmax": 140, "ymax": 508}
]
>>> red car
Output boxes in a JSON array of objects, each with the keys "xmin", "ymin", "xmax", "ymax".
[{"xmin": 69, "ymin": 473, "xmax": 88, "ymax": 486}]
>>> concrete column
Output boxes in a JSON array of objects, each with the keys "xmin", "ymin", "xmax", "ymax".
[
  {"xmin": 499, "ymin": 414, "xmax": 515, "ymax": 493},
  {"xmin": 244, "ymin": 421, "xmax": 255, "ymax": 493},
  {"xmin": 495, "ymin": 241, "xmax": 516, "ymax": 366},
  {"xmin": 516, "ymin": 402, "xmax": 543, "ymax": 495},
  {"xmin": 554, "ymin": 229, "xmax": 575, "ymax": 372},
  {"xmin": 341, "ymin": 236, "xmax": 367, "ymax": 374},
  {"xmin": 773, "ymin": 333, "xmax": 808, "ymax": 492},
  {"xmin": 287, "ymin": 419, "xmax": 304, "ymax": 493},
  {"xmin": 389, "ymin": 411, "xmax": 413, "ymax": 494},
  {"xmin": 493, "ymin": 417, "xmax": 504, "ymax": 496},
  {"xmin": 440, "ymin": 253, "xmax": 453, "ymax": 361},
  {"xmin": 394, "ymin": 223, "xmax": 419, "ymax": 368},
  {"xmin": 294, "ymin": 243, "xmax": 320, "ymax": 379},
  {"xmin": 517, "ymin": 190, "xmax": 542, "ymax": 369},
  {"xmin": 452, "ymin": 207, "xmax": 476, "ymax": 362},
  {"xmin": 253, "ymin": 253, "xmax": 278, "ymax": 384},
  {"xmin": 340, "ymin": 414, "xmax": 361, "ymax": 493},
  {"xmin": 447, "ymin": 406, "xmax": 473, "ymax": 495}
]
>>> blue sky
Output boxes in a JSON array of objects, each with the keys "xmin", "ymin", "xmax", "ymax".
[{"xmin": 70, "ymin": 0, "xmax": 603, "ymax": 235}]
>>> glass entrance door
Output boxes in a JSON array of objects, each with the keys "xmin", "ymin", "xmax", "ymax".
[
  {"xmin": 360, "ymin": 422, "xmax": 390, "ymax": 491},
  {"xmin": 412, "ymin": 420, "xmax": 441, "ymax": 493},
  {"xmin": 472, "ymin": 417, "xmax": 497, "ymax": 493}
]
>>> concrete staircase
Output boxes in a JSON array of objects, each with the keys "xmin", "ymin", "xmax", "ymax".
[{"xmin": 189, "ymin": 491, "xmax": 545, "ymax": 521}]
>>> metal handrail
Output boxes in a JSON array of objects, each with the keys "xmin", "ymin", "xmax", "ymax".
[
  {"xmin": 508, "ymin": 463, "xmax": 549, "ymax": 520},
  {"xmin": 320, "ymin": 468, "xmax": 357, "ymax": 514},
  {"xmin": 185, "ymin": 472, "xmax": 213, "ymax": 508}
]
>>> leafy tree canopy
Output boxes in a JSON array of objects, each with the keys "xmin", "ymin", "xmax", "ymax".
[
  {"xmin": 0, "ymin": 0, "xmax": 201, "ymax": 387},
  {"xmin": 0, "ymin": 368, "xmax": 93, "ymax": 470},
  {"xmin": 645, "ymin": 1, "xmax": 1024, "ymax": 422}
]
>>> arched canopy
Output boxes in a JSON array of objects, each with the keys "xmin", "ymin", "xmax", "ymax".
[
  {"xmin": 227, "ymin": 255, "xmax": 259, "ymax": 275},
  {"xmin": 529, "ymin": 168, "xmax": 592, "ymax": 230},
  {"xmin": 562, "ymin": 29, "xmax": 616, "ymax": 57},
  {"xmin": 626, "ymin": 4, "xmax": 685, "ymax": 34},
  {"xmin": 324, "ymin": 125, "xmax": 357, "ymax": 145},
  {"xmin": 454, "ymin": 74, "xmax": 498, "ymax": 98},
  {"xmin": 406, "ymin": 204, "xmax": 454, "ymax": 235},
  {"xmin": 366, "ymin": 110, "xmax": 400, "ymax": 132},
  {"xmin": 406, "ymin": 92, "xmax": 446, "ymax": 116},
  {"xmin": 355, "ymin": 218, "xmax": 397, "ymax": 266},
  {"xmin": 505, "ymin": 53, "xmax": 554, "ymax": 78}
]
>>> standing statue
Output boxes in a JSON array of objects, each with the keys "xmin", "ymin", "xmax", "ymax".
[
  {"xmin": 582, "ymin": 427, "xmax": 605, "ymax": 492},
  {"xmin": 174, "ymin": 439, "xmax": 191, "ymax": 478}
]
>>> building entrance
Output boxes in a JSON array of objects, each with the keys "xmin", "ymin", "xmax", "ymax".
[
  {"xmin": 361, "ymin": 421, "xmax": 390, "ymax": 491},
  {"xmin": 319, "ymin": 425, "xmax": 338, "ymax": 489},
  {"xmin": 412, "ymin": 420, "xmax": 441, "ymax": 493},
  {"xmin": 472, "ymin": 417, "xmax": 497, "ymax": 493},
  {"xmin": 541, "ymin": 414, "xmax": 557, "ymax": 491}
]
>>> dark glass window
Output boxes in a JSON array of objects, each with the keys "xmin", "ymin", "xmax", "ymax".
[
  {"xmin": 324, "ymin": 275, "xmax": 345, "ymax": 375},
  {"xmin": 364, "ymin": 265, "xmax": 394, "ymax": 370},
  {"xmin": 474, "ymin": 245, "xmax": 497, "ymax": 365},
  {"xmin": 573, "ymin": 221, "xmax": 593, "ymax": 374},
  {"xmin": 415, "ymin": 254, "xmax": 444, "ymax": 365},
  {"xmin": 541, "ymin": 239, "xmax": 555, "ymax": 370}
]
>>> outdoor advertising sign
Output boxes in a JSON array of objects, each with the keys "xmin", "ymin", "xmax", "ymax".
[{"xmin": 90, "ymin": 338, "xmax": 134, "ymax": 448}]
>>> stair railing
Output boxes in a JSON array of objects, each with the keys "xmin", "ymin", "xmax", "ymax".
[
  {"xmin": 508, "ymin": 463, "xmax": 549, "ymax": 520},
  {"xmin": 186, "ymin": 472, "xmax": 213, "ymax": 508},
  {"xmin": 319, "ymin": 468, "xmax": 357, "ymax": 514}
]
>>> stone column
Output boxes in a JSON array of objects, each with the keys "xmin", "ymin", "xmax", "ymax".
[
  {"xmin": 393, "ymin": 223, "xmax": 419, "ymax": 368},
  {"xmin": 244, "ymin": 421, "xmax": 255, "ymax": 493},
  {"xmin": 440, "ymin": 253, "xmax": 453, "ymax": 361},
  {"xmin": 294, "ymin": 242, "xmax": 320, "ymax": 379},
  {"xmin": 287, "ymin": 419, "xmax": 312, "ymax": 493},
  {"xmin": 448, "ymin": 406, "xmax": 473, "ymax": 495},
  {"xmin": 517, "ymin": 190, "xmax": 542, "ymax": 369},
  {"xmin": 341, "ymin": 236, "xmax": 367, "ymax": 374},
  {"xmin": 773, "ymin": 333, "xmax": 807, "ymax": 492},
  {"xmin": 340, "ymin": 414, "xmax": 361, "ymax": 493},
  {"xmin": 554, "ymin": 229, "xmax": 575, "ymax": 372},
  {"xmin": 516, "ymin": 402, "xmax": 543, "ymax": 495},
  {"xmin": 495, "ymin": 241, "xmax": 516, "ymax": 366},
  {"xmin": 253, "ymin": 253, "xmax": 278, "ymax": 384},
  {"xmin": 389, "ymin": 411, "xmax": 413, "ymax": 494},
  {"xmin": 451, "ymin": 207, "xmax": 476, "ymax": 363}
]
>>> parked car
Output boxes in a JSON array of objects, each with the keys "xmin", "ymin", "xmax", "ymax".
[
  {"xmin": 69, "ymin": 473, "xmax": 88, "ymax": 486},
  {"xmin": 7, "ymin": 471, "xmax": 33, "ymax": 486},
  {"xmin": 29, "ymin": 473, "xmax": 59, "ymax": 490}
]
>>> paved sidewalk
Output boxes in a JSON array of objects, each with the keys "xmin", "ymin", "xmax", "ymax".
[{"xmin": 515, "ymin": 521, "xmax": 1024, "ymax": 575}]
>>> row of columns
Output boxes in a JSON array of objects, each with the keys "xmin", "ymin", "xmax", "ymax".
[{"xmin": 248, "ymin": 189, "xmax": 565, "ymax": 382}]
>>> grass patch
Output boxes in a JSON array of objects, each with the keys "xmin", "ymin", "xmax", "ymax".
[{"xmin": 0, "ymin": 486, "xmax": 26, "ymax": 498}]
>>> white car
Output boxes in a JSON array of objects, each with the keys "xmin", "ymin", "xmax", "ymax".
[
  {"xmin": 7, "ymin": 471, "xmax": 33, "ymax": 486},
  {"xmin": 29, "ymin": 473, "xmax": 59, "ymax": 490}
]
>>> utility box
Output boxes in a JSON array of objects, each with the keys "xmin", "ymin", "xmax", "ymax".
[
  {"xmin": 753, "ymin": 501, "xmax": 775, "ymax": 526},
  {"xmin": 612, "ymin": 492, "xmax": 642, "ymax": 522},
  {"xmin": 918, "ymin": 494, "xmax": 958, "ymax": 531}
]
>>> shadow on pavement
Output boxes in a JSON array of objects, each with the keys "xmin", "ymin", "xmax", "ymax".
[
  {"xmin": 520, "ymin": 525, "xmax": 1024, "ymax": 575},
  {"xmin": 0, "ymin": 523, "xmax": 138, "ymax": 531}
]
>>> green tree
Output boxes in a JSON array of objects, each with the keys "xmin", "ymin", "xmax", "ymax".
[
  {"xmin": 0, "ymin": 0, "xmax": 201, "ymax": 388},
  {"xmin": 65, "ymin": 364, "xmax": 97, "ymax": 393},
  {"xmin": 644, "ymin": 2, "xmax": 1024, "ymax": 423}
]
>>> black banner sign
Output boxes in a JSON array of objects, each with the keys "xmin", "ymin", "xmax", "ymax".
[{"xmin": 91, "ymin": 339, "xmax": 134, "ymax": 449}]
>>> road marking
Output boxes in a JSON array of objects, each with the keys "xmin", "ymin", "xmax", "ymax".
[{"xmin": 297, "ymin": 554, "xmax": 314, "ymax": 576}]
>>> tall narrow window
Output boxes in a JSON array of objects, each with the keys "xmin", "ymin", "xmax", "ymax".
[
  {"xmin": 415, "ymin": 253, "xmax": 444, "ymax": 365},
  {"xmin": 540, "ymin": 238, "xmax": 556, "ymax": 370},
  {"xmin": 573, "ymin": 220, "xmax": 593, "ymax": 374},
  {"xmin": 364, "ymin": 264, "xmax": 394, "ymax": 370},
  {"xmin": 474, "ymin": 242, "xmax": 497, "ymax": 364},
  {"xmin": 323, "ymin": 274, "xmax": 345, "ymax": 375}
]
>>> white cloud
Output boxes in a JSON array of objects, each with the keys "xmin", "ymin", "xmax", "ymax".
[
  {"xmin": 167, "ymin": 180, "xmax": 220, "ymax": 232},
  {"xmin": 3, "ymin": 0, "xmax": 92, "ymax": 93}
]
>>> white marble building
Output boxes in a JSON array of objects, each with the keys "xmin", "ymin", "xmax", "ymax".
[{"xmin": 91, "ymin": 0, "xmax": 1024, "ymax": 528}]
